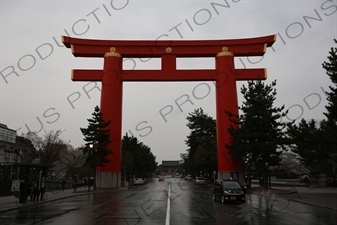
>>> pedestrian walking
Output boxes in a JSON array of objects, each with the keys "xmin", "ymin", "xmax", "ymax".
[
  {"xmin": 31, "ymin": 180, "xmax": 37, "ymax": 201},
  {"xmin": 84, "ymin": 178, "xmax": 87, "ymax": 189},
  {"xmin": 62, "ymin": 179, "xmax": 66, "ymax": 192},
  {"xmin": 302, "ymin": 174, "xmax": 310, "ymax": 187},
  {"xmin": 19, "ymin": 180, "xmax": 25, "ymax": 204},
  {"xmin": 34, "ymin": 182, "xmax": 40, "ymax": 202},
  {"xmin": 27, "ymin": 181, "xmax": 32, "ymax": 201}
]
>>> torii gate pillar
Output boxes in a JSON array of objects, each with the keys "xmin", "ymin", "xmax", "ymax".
[
  {"xmin": 62, "ymin": 35, "xmax": 276, "ymax": 188},
  {"xmin": 96, "ymin": 50, "xmax": 123, "ymax": 188},
  {"xmin": 215, "ymin": 48, "xmax": 242, "ymax": 181}
]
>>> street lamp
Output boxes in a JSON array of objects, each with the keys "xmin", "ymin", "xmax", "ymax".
[{"xmin": 88, "ymin": 143, "xmax": 95, "ymax": 192}]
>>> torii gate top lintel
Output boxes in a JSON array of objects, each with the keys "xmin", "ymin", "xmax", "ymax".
[{"xmin": 62, "ymin": 34, "xmax": 276, "ymax": 58}]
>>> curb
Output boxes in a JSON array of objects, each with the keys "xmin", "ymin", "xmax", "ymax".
[
  {"xmin": 291, "ymin": 199, "xmax": 337, "ymax": 212},
  {"xmin": 0, "ymin": 188, "xmax": 124, "ymax": 213},
  {"xmin": 0, "ymin": 192, "xmax": 94, "ymax": 213},
  {"xmin": 248, "ymin": 191, "xmax": 337, "ymax": 212},
  {"xmin": 246, "ymin": 190, "xmax": 298, "ymax": 195},
  {"xmin": 246, "ymin": 192, "xmax": 299, "ymax": 195}
]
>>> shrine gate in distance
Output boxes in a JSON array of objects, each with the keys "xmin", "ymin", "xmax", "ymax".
[{"xmin": 62, "ymin": 34, "xmax": 276, "ymax": 188}]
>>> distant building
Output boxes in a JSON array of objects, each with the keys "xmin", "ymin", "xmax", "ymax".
[
  {"xmin": 0, "ymin": 123, "xmax": 19, "ymax": 163},
  {"xmin": 159, "ymin": 160, "xmax": 180, "ymax": 177},
  {"xmin": 0, "ymin": 123, "xmax": 16, "ymax": 143}
]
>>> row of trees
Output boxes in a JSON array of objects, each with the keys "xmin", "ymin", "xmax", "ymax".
[
  {"xmin": 10, "ymin": 129, "xmax": 90, "ymax": 181},
  {"xmin": 285, "ymin": 40, "xmax": 337, "ymax": 185},
  {"xmin": 180, "ymin": 108, "xmax": 217, "ymax": 179},
  {"xmin": 121, "ymin": 134, "xmax": 158, "ymax": 180},
  {"xmin": 79, "ymin": 106, "xmax": 157, "ymax": 180},
  {"xmin": 11, "ymin": 105, "xmax": 157, "ymax": 182},
  {"xmin": 15, "ymin": 130, "xmax": 73, "ymax": 166},
  {"xmin": 180, "ymin": 39, "xmax": 337, "ymax": 187}
]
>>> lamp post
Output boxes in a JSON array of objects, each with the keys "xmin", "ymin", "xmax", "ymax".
[
  {"xmin": 89, "ymin": 143, "xmax": 96, "ymax": 191},
  {"xmin": 73, "ymin": 173, "xmax": 77, "ymax": 192},
  {"xmin": 87, "ymin": 143, "xmax": 91, "ymax": 192}
]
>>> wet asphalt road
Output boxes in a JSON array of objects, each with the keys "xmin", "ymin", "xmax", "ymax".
[{"xmin": 1, "ymin": 178, "xmax": 337, "ymax": 225}]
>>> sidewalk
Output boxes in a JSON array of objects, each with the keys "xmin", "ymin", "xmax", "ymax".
[
  {"xmin": 247, "ymin": 185, "xmax": 337, "ymax": 212},
  {"xmin": 0, "ymin": 186, "xmax": 125, "ymax": 213}
]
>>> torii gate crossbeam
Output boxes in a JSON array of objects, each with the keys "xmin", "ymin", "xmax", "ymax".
[{"xmin": 63, "ymin": 35, "xmax": 276, "ymax": 188}]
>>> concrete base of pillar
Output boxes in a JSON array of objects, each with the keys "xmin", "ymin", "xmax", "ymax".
[
  {"xmin": 218, "ymin": 172, "xmax": 245, "ymax": 185},
  {"xmin": 96, "ymin": 172, "xmax": 121, "ymax": 188}
]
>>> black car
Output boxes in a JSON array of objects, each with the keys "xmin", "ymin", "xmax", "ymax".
[{"xmin": 212, "ymin": 179, "xmax": 246, "ymax": 204}]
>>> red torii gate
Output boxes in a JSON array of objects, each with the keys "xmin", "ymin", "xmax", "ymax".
[{"xmin": 63, "ymin": 35, "xmax": 276, "ymax": 188}]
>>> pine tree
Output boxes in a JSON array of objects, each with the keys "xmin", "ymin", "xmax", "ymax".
[
  {"xmin": 121, "ymin": 134, "xmax": 157, "ymax": 178},
  {"xmin": 322, "ymin": 39, "xmax": 337, "ymax": 122},
  {"xmin": 321, "ymin": 39, "xmax": 337, "ymax": 185},
  {"xmin": 80, "ymin": 106, "xmax": 112, "ymax": 169},
  {"xmin": 285, "ymin": 40, "xmax": 337, "ymax": 186},
  {"xmin": 182, "ymin": 108, "xmax": 217, "ymax": 177},
  {"xmin": 226, "ymin": 80, "xmax": 290, "ymax": 188},
  {"xmin": 287, "ymin": 119, "xmax": 329, "ymax": 174}
]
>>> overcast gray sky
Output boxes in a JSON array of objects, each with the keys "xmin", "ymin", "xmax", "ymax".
[{"xmin": 1, "ymin": 0, "xmax": 336, "ymax": 164}]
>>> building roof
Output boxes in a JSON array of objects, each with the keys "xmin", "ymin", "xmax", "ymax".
[{"xmin": 0, "ymin": 123, "xmax": 8, "ymax": 128}]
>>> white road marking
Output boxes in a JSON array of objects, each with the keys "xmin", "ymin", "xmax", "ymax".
[{"xmin": 165, "ymin": 184, "xmax": 171, "ymax": 225}]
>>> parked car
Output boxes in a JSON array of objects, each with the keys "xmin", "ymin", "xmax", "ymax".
[
  {"xmin": 195, "ymin": 177, "xmax": 205, "ymax": 185},
  {"xmin": 134, "ymin": 178, "xmax": 144, "ymax": 185},
  {"xmin": 213, "ymin": 179, "xmax": 245, "ymax": 203},
  {"xmin": 186, "ymin": 175, "xmax": 192, "ymax": 181}
]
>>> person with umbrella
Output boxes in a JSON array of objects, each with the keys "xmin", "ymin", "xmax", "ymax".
[{"xmin": 302, "ymin": 174, "xmax": 310, "ymax": 187}]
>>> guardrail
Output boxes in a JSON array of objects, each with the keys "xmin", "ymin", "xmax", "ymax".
[{"xmin": 251, "ymin": 179, "xmax": 305, "ymax": 186}]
